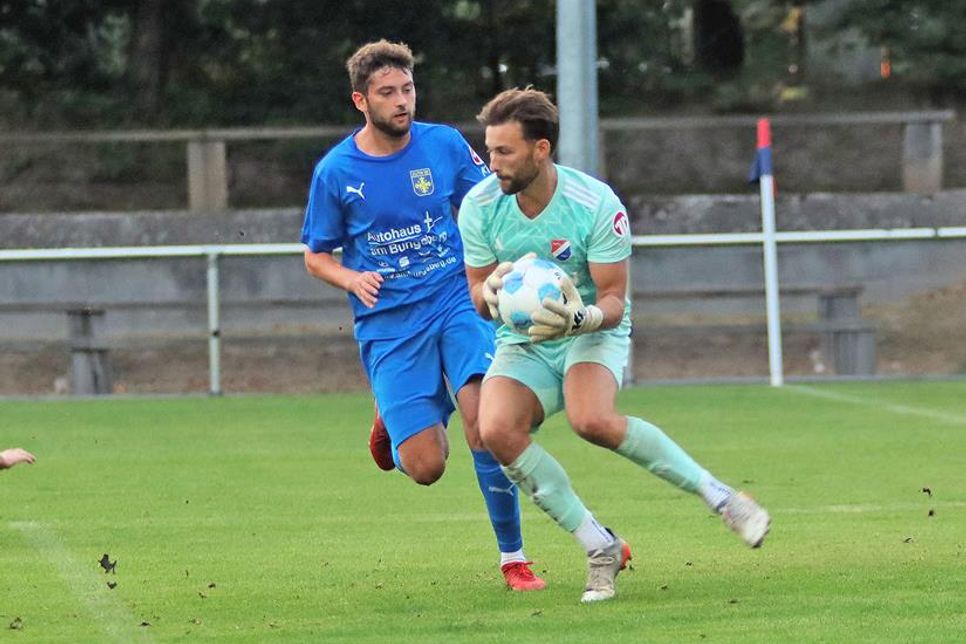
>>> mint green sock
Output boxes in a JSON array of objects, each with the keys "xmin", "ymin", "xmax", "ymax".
[
  {"xmin": 501, "ymin": 442, "xmax": 589, "ymax": 533},
  {"xmin": 615, "ymin": 416, "xmax": 705, "ymax": 493}
]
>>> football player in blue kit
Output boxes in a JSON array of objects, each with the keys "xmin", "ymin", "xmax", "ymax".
[{"xmin": 300, "ymin": 40, "xmax": 544, "ymax": 591}]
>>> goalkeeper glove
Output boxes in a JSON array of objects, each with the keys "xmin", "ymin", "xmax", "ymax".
[
  {"xmin": 482, "ymin": 252, "xmax": 535, "ymax": 320},
  {"xmin": 528, "ymin": 274, "xmax": 604, "ymax": 342}
]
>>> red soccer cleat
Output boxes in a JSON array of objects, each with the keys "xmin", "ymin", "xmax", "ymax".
[
  {"xmin": 501, "ymin": 561, "xmax": 547, "ymax": 592},
  {"xmin": 620, "ymin": 541, "xmax": 632, "ymax": 570},
  {"xmin": 368, "ymin": 408, "xmax": 395, "ymax": 471}
]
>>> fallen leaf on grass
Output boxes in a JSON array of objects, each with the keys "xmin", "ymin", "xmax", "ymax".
[{"xmin": 99, "ymin": 554, "xmax": 117, "ymax": 574}]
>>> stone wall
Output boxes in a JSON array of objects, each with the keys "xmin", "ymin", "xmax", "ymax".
[
  {"xmin": 1, "ymin": 191, "xmax": 963, "ymax": 343},
  {"xmin": 2, "ymin": 193, "xmax": 964, "ymax": 393}
]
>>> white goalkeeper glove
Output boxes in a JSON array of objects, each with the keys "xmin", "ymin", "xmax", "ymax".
[
  {"xmin": 528, "ymin": 274, "xmax": 604, "ymax": 342},
  {"xmin": 482, "ymin": 252, "xmax": 535, "ymax": 320}
]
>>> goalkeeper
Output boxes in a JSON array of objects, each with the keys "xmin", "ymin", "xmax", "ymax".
[{"xmin": 458, "ymin": 88, "xmax": 771, "ymax": 603}]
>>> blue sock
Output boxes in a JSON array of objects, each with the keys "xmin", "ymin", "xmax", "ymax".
[{"xmin": 472, "ymin": 449, "xmax": 523, "ymax": 553}]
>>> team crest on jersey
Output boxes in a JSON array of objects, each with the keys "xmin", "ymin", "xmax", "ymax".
[
  {"xmin": 612, "ymin": 211, "xmax": 629, "ymax": 237},
  {"xmin": 410, "ymin": 168, "xmax": 435, "ymax": 196},
  {"xmin": 550, "ymin": 239, "xmax": 572, "ymax": 261}
]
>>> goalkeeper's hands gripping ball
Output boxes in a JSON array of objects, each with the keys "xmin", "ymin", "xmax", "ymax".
[
  {"xmin": 528, "ymin": 274, "xmax": 603, "ymax": 342},
  {"xmin": 482, "ymin": 252, "xmax": 535, "ymax": 320}
]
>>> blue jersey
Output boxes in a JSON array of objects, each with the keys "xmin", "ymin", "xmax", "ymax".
[{"xmin": 301, "ymin": 122, "xmax": 490, "ymax": 340}]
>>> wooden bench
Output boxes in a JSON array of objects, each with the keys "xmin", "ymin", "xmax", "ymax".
[{"xmin": 632, "ymin": 285, "xmax": 876, "ymax": 376}]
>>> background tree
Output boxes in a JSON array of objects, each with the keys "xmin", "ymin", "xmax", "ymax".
[
  {"xmin": 129, "ymin": 0, "xmax": 164, "ymax": 118},
  {"xmin": 2, "ymin": 0, "xmax": 957, "ymax": 129},
  {"xmin": 839, "ymin": 0, "xmax": 966, "ymax": 100}
]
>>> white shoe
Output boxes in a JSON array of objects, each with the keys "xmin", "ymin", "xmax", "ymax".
[
  {"xmin": 721, "ymin": 492, "xmax": 771, "ymax": 548},
  {"xmin": 580, "ymin": 531, "xmax": 632, "ymax": 603}
]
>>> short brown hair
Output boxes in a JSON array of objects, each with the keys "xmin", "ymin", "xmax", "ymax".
[
  {"xmin": 346, "ymin": 40, "xmax": 415, "ymax": 93},
  {"xmin": 476, "ymin": 88, "xmax": 559, "ymax": 150}
]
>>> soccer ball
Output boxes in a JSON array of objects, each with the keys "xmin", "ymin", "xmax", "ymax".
[{"xmin": 497, "ymin": 257, "xmax": 567, "ymax": 334}]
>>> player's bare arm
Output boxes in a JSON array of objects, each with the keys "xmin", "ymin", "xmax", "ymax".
[
  {"xmin": 0, "ymin": 447, "xmax": 35, "ymax": 470},
  {"xmin": 304, "ymin": 249, "xmax": 383, "ymax": 309},
  {"xmin": 587, "ymin": 259, "xmax": 628, "ymax": 330}
]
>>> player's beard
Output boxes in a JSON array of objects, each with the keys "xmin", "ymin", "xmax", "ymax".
[
  {"xmin": 370, "ymin": 108, "xmax": 413, "ymax": 139},
  {"xmin": 498, "ymin": 158, "xmax": 540, "ymax": 195}
]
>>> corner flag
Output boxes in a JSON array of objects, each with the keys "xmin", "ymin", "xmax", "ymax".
[
  {"xmin": 748, "ymin": 119, "xmax": 774, "ymax": 185},
  {"xmin": 749, "ymin": 118, "xmax": 784, "ymax": 387}
]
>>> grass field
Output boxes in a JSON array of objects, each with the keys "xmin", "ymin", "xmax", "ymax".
[{"xmin": 2, "ymin": 381, "xmax": 965, "ymax": 642}]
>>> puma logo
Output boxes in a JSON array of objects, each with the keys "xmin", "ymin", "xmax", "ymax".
[
  {"xmin": 487, "ymin": 484, "xmax": 515, "ymax": 496},
  {"xmin": 346, "ymin": 182, "xmax": 365, "ymax": 200}
]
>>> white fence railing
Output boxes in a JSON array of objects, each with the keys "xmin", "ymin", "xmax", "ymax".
[{"xmin": 3, "ymin": 226, "xmax": 966, "ymax": 395}]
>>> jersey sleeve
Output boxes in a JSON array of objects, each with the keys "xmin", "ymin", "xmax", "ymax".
[
  {"xmin": 449, "ymin": 129, "xmax": 490, "ymax": 206},
  {"xmin": 586, "ymin": 190, "xmax": 632, "ymax": 264},
  {"xmin": 300, "ymin": 162, "xmax": 345, "ymax": 253},
  {"xmin": 457, "ymin": 194, "xmax": 496, "ymax": 268}
]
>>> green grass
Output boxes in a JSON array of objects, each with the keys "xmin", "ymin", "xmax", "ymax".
[{"xmin": 2, "ymin": 381, "xmax": 965, "ymax": 642}]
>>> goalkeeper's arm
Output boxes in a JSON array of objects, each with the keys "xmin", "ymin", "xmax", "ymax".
[{"xmin": 583, "ymin": 259, "xmax": 628, "ymax": 331}]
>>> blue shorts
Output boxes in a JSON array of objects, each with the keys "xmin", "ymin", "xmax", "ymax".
[{"xmin": 359, "ymin": 301, "xmax": 495, "ymax": 465}]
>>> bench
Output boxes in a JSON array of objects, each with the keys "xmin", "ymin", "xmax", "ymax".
[
  {"xmin": 632, "ymin": 285, "xmax": 876, "ymax": 376},
  {"xmin": 0, "ymin": 302, "xmax": 117, "ymax": 394},
  {"xmin": 0, "ymin": 297, "xmax": 343, "ymax": 395},
  {"xmin": 0, "ymin": 286, "xmax": 876, "ymax": 394}
]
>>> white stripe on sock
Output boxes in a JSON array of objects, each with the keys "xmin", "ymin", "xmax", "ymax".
[
  {"xmin": 699, "ymin": 472, "xmax": 735, "ymax": 512},
  {"xmin": 573, "ymin": 512, "xmax": 615, "ymax": 553}
]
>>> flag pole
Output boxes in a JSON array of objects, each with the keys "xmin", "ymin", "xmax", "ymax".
[{"xmin": 755, "ymin": 118, "xmax": 784, "ymax": 386}]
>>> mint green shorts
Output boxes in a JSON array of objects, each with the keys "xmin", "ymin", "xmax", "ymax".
[{"xmin": 484, "ymin": 328, "xmax": 630, "ymax": 421}]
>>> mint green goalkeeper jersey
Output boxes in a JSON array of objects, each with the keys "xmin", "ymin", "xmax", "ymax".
[{"xmin": 458, "ymin": 164, "xmax": 633, "ymax": 344}]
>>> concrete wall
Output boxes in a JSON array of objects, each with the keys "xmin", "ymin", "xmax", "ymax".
[{"xmin": 1, "ymin": 192, "xmax": 964, "ymax": 343}]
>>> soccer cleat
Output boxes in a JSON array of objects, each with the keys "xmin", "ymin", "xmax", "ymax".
[
  {"xmin": 721, "ymin": 491, "xmax": 771, "ymax": 548},
  {"xmin": 501, "ymin": 561, "xmax": 547, "ymax": 592},
  {"xmin": 580, "ymin": 532, "xmax": 632, "ymax": 603},
  {"xmin": 368, "ymin": 408, "xmax": 395, "ymax": 471}
]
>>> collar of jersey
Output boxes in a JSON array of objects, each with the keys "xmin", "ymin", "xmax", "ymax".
[{"xmin": 348, "ymin": 122, "xmax": 423, "ymax": 162}]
